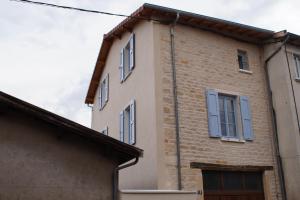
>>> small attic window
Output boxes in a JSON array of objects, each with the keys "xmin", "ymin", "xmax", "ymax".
[{"xmin": 237, "ymin": 50, "xmax": 249, "ymax": 71}]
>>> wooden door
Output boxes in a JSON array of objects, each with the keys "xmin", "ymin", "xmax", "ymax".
[{"xmin": 203, "ymin": 171, "xmax": 265, "ymax": 200}]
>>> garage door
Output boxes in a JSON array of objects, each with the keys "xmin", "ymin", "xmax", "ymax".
[{"xmin": 203, "ymin": 171, "xmax": 264, "ymax": 200}]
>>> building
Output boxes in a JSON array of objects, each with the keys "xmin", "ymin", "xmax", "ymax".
[
  {"xmin": 264, "ymin": 33, "xmax": 300, "ymax": 200},
  {"xmin": 0, "ymin": 91, "xmax": 142, "ymax": 200},
  {"xmin": 85, "ymin": 4, "xmax": 300, "ymax": 200}
]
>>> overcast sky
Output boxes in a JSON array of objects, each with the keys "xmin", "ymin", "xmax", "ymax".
[{"xmin": 1, "ymin": 0, "xmax": 300, "ymax": 127}]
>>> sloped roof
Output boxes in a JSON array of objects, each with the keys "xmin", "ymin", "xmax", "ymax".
[
  {"xmin": 85, "ymin": 3, "xmax": 300, "ymax": 104},
  {"xmin": 0, "ymin": 91, "xmax": 142, "ymax": 164}
]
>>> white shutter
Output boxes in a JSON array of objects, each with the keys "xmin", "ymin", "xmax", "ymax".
[
  {"xmin": 105, "ymin": 74, "xmax": 109, "ymax": 102},
  {"xmin": 120, "ymin": 49, "xmax": 124, "ymax": 81},
  {"xmin": 129, "ymin": 34, "xmax": 135, "ymax": 70},
  {"xmin": 129, "ymin": 100, "xmax": 136, "ymax": 145},
  {"xmin": 120, "ymin": 111, "xmax": 124, "ymax": 142}
]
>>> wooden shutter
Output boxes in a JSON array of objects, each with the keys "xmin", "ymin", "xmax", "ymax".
[
  {"xmin": 120, "ymin": 49, "xmax": 124, "ymax": 81},
  {"xmin": 206, "ymin": 89, "xmax": 221, "ymax": 137},
  {"xmin": 240, "ymin": 96, "xmax": 253, "ymax": 140},
  {"xmin": 120, "ymin": 111, "xmax": 124, "ymax": 142},
  {"xmin": 129, "ymin": 100, "xmax": 136, "ymax": 145},
  {"xmin": 129, "ymin": 34, "xmax": 135, "ymax": 70},
  {"xmin": 105, "ymin": 74, "xmax": 109, "ymax": 103}
]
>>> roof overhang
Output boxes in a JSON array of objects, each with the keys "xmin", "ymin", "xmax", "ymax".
[{"xmin": 85, "ymin": 3, "xmax": 278, "ymax": 104}]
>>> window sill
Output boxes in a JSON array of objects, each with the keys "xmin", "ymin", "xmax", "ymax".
[
  {"xmin": 221, "ymin": 137, "xmax": 245, "ymax": 143},
  {"xmin": 239, "ymin": 69, "xmax": 253, "ymax": 75},
  {"xmin": 295, "ymin": 77, "xmax": 300, "ymax": 82}
]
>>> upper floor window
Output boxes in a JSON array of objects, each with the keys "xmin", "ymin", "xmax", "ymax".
[
  {"xmin": 237, "ymin": 50, "xmax": 249, "ymax": 71},
  {"xmin": 119, "ymin": 34, "xmax": 135, "ymax": 82},
  {"xmin": 120, "ymin": 100, "xmax": 136, "ymax": 145},
  {"xmin": 206, "ymin": 89, "xmax": 253, "ymax": 141},
  {"xmin": 294, "ymin": 54, "xmax": 300, "ymax": 79},
  {"xmin": 99, "ymin": 74, "xmax": 109, "ymax": 109},
  {"xmin": 218, "ymin": 95, "xmax": 237, "ymax": 138}
]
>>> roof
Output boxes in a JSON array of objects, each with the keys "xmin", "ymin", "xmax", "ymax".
[
  {"xmin": 85, "ymin": 3, "xmax": 300, "ymax": 104},
  {"xmin": 0, "ymin": 91, "xmax": 143, "ymax": 164}
]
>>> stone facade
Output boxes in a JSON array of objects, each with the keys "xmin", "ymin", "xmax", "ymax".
[{"xmin": 156, "ymin": 23, "xmax": 281, "ymax": 199}]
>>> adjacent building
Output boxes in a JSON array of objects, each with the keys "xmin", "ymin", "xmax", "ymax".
[
  {"xmin": 85, "ymin": 4, "xmax": 300, "ymax": 200},
  {"xmin": 0, "ymin": 91, "xmax": 142, "ymax": 200}
]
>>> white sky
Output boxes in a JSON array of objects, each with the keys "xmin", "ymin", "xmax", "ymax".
[{"xmin": 1, "ymin": 0, "xmax": 300, "ymax": 127}]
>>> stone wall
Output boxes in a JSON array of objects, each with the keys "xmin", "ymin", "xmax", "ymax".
[{"xmin": 157, "ymin": 23, "xmax": 281, "ymax": 199}]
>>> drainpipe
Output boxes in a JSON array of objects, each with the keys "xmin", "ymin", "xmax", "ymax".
[
  {"xmin": 170, "ymin": 12, "xmax": 182, "ymax": 190},
  {"xmin": 264, "ymin": 35, "xmax": 289, "ymax": 200},
  {"xmin": 113, "ymin": 157, "xmax": 139, "ymax": 200}
]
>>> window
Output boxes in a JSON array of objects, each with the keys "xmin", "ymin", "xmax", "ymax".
[
  {"xmin": 100, "ymin": 126, "xmax": 108, "ymax": 135},
  {"xmin": 238, "ymin": 50, "xmax": 249, "ymax": 70},
  {"xmin": 206, "ymin": 89, "xmax": 253, "ymax": 140},
  {"xmin": 218, "ymin": 95, "xmax": 237, "ymax": 138},
  {"xmin": 294, "ymin": 54, "xmax": 300, "ymax": 78},
  {"xmin": 119, "ymin": 34, "xmax": 135, "ymax": 82},
  {"xmin": 120, "ymin": 100, "xmax": 136, "ymax": 145},
  {"xmin": 99, "ymin": 74, "xmax": 109, "ymax": 109}
]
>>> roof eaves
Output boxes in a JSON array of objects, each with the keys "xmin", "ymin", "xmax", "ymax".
[
  {"xmin": 85, "ymin": 3, "xmax": 276, "ymax": 104},
  {"xmin": 143, "ymin": 3, "xmax": 273, "ymax": 35}
]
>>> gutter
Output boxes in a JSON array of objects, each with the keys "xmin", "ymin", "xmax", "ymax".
[
  {"xmin": 264, "ymin": 34, "xmax": 289, "ymax": 200},
  {"xmin": 113, "ymin": 157, "xmax": 139, "ymax": 200},
  {"xmin": 170, "ymin": 12, "xmax": 182, "ymax": 190}
]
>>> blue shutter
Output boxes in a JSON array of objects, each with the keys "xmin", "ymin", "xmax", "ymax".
[
  {"xmin": 129, "ymin": 100, "xmax": 136, "ymax": 145},
  {"xmin": 206, "ymin": 89, "xmax": 221, "ymax": 137},
  {"xmin": 120, "ymin": 49, "xmax": 124, "ymax": 81},
  {"xmin": 105, "ymin": 74, "xmax": 109, "ymax": 103},
  {"xmin": 120, "ymin": 111, "xmax": 124, "ymax": 142},
  {"xmin": 99, "ymin": 83, "xmax": 102, "ymax": 109},
  {"xmin": 240, "ymin": 96, "xmax": 253, "ymax": 140},
  {"xmin": 105, "ymin": 126, "xmax": 108, "ymax": 136},
  {"xmin": 129, "ymin": 34, "xmax": 135, "ymax": 70}
]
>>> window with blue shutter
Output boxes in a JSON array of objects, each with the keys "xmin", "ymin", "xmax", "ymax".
[
  {"xmin": 129, "ymin": 34, "xmax": 135, "ymax": 71},
  {"xmin": 120, "ymin": 33, "xmax": 135, "ymax": 82},
  {"xmin": 294, "ymin": 54, "xmax": 300, "ymax": 78},
  {"xmin": 105, "ymin": 74, "xmax": 109, "ymax": 103},
  {"xmin": 99, "ymin": 74, "xmax": 109, "ymax": 110},
  {"xmin": 120, "ymin": 49, "xmax": 124, "ymax": 81},
  {"xmin": 240, "ymin": 96, "xmax": 253, "ymax": 140},
  {"xmin": 218, "ymin": 95, "xmax": 238, "ymax": 138},
  {"xmin": 206, "ymin": 90, "xmax": 253, "ymax": 141},
  {"xmin": 206, "ymin": 89, "xmax": 221, "ymax": 137},
  {"xmin": 120, "ymin": 100, "xmax": 136, "ymax": 145},
  {"xmin": 120, "ymin": 111, "xmax": 124, "ymax": 142},
  {"xmin": 129, "ymin": 100, "xmax": 136, "ymax": 145}
]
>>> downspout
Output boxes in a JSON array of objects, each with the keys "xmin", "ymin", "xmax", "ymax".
[
  {"xmin": 113, "ymin": 157, "xmax": 139, "ymax": 200},
  {"xmin": 264, "ymin": 35, "xmax": 289, "ymax": 200},
  {"xmin": 170, "ymin": 12, "xmax": 182, "ymax": 190}
]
